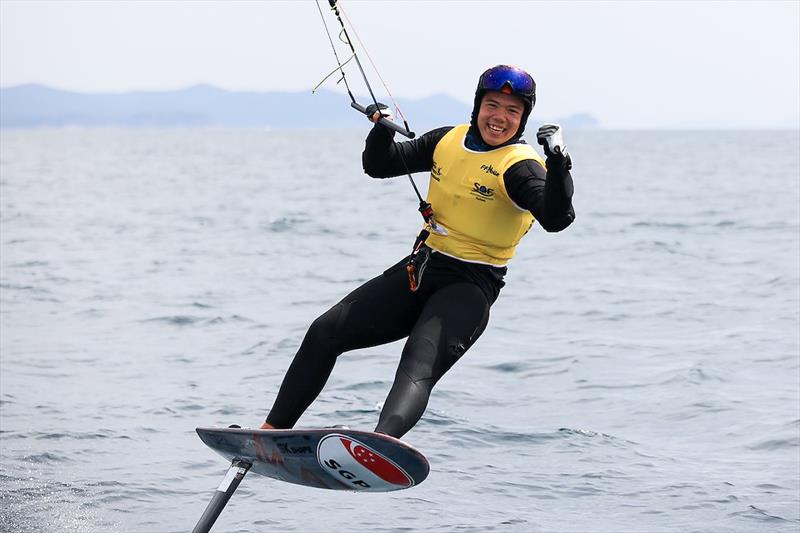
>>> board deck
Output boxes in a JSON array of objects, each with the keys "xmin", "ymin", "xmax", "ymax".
[{"xmin": 196, "ymin": 426, "xmax": 429, "ymax": 492}]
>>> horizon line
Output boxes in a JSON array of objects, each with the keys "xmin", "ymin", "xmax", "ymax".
[
  {"xmin": 2, "ymin": 125, "xmax": 799, "ymax": 132},
  {"xmin": 2, "ymin": 83, "xmax": 797, "ymax": 131}
]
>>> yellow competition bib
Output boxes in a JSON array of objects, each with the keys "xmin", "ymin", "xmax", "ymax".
[{"xmin": 425, "ymin": 124, "xmax": 545, "ymax": 266}]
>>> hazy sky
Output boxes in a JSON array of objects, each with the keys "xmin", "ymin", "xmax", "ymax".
[{"xmin": 2, "ymin": 0, "xmax": 799, "ymax": 129}]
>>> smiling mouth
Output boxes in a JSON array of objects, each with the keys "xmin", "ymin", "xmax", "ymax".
[{"xmin": 487, "ymin": 124, "xmax": 506, "ymax": 135}]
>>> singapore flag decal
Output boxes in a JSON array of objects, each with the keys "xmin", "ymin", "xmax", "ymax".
[{"xmin": 317, "ymin": 434, "xmax": 413, "ymax": 491}]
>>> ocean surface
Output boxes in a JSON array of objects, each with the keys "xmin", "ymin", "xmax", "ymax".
[{"xmin": 1, "ymin": 127, "xmax": 798, "ymax": 533}]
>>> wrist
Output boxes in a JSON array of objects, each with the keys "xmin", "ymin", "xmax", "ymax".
[{"xmin": 547, "ymin": 151, "xmax": 572, "ymax": 171}]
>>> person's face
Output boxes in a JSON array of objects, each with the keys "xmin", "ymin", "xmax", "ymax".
[{"xmin": 476, "ymin": 91, "xmax": 525, "ymax": 146}]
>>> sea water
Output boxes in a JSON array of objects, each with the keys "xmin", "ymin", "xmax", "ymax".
[{"xmin": 1, "ymin": 128, "xmax": 798, "ymax": 533}]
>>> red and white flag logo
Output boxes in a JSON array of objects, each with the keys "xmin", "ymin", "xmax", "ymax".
[{"xmin": 317, "ymin": 434, "xmax": 413, "ymax": 491}]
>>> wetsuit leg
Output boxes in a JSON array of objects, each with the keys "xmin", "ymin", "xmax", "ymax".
[
  {"xmin": 375, "ymin": 282, "xmax": 490, "ymax": 438},
  {"xmin": 266, "ymin": 266, "xmax": 420, "ymax": 429}
]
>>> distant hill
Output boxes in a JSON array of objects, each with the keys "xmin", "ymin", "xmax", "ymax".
[{"xmin": 0, "ymin": 84, "xmax": 600, "ymax": 130}]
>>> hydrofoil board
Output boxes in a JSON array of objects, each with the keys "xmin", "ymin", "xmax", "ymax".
[{"xmin": 196, "ymin": 426, "xmax": 429, "ymax": 492}]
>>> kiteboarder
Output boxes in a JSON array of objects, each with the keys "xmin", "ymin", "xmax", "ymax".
[{"xmin": 260, "ymin": 65, "xmax": 575, "ymax": 438}]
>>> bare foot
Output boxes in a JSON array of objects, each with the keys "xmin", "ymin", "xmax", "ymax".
[{"xmin": 259, "ymin": 421, "xmax": 274, "ymax": 430}]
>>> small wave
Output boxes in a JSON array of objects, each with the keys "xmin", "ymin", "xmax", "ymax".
[
  {"xmin": 204, "ymin": 314, "xmax": 253, "ymax": 325},
  {"xmin": 0, "ymin": 282, "xmax": 49, "ymax": 293},
  {"xmin": 237, "ymin": 340, "xmax": 270, "ymax": 356},
  {"xmin": 575, "ymin": 380, "xmax": 653, "ymax": 390},
  {"xmin": 30, "ymin": 430, "xmax": 131, "ymax": 441},
  {"xmin": 141, "ymin": 314, "xmax": 252, "ymax": 327},
  {"xmin": 652, "ymin": 364, "xmax": 731, "ymax": 387},
  {"xmin": 730, "ymin": 504, "xmax": 799, "ymax": 524},
  {"xmin": 0, "ymin": 393, "xmax": 16, "ymax": 405},
  {"xmin": 437, "ymin": 425, "xmax": 565, "ymax": 447},
  {"xmin": 264, "ymin": 216, "xmax": 307, "ymax": 233},
  {"xmin": 327, "ymin": 406, "xmax": 383, "ymax": 425},
  {"xmin": 209, "ymin": 406, "xmax": 242, "ymax": 416},
  {"xmin": 650, "ymin": 240, "xmax": 684, "ymax": 254},
  {"xmin": 75, "ymin": 308, "xmax": 106, "ymax": 318},
  {"xmin": 142, "ymin": 314, "xmax": 203, "ymax": 326},
  {"xmin": 337, "ymin": 380, "xmax": 386, "ymax": 392},
  {"xmin": 559, "ymin": 427, "xmax": 613, "ymax": 439},
  {"xmin": 756, "ymin": 483, "xmax": 786, "ymax": 491},
  {"xmin": 632, "ymin": 221, "xmax": 690, "ymax": 229},
  {"xmin": 6, "ymin": 260, "xmax": 50, "ymax": 268},
  {"xmin": 22, "ymin": 452, "xmax": 70, "ymax": 463},
  {"xmin": 686, "ymin": 401, "xmax": 732, "ymax": 414},
  {"xmin": 165, "ymin": 354, "xmax": 195, "ymax": 364},
  {"xmin": 494, "ymin": 479, "xmax": 557, "ymax": 499},
  {"xmin": 746, "ymin": 436, "xmax": 800, "ymax": 451},
  {"xmin": 579, "ymin": 468, "xmax": 630, "ymax": 479},
  {"xmin": 557, "ymin": 427, "xmax": 640, "ymax": 448},
  {"xmin": 760, "ymin": 276, "xmax": 798, "ymax": 289},
  {"xmin": 485, "ymin": 361, "xmax": 528, "ymax": 373},
  {"xmin": 687, "ymin": 365, "xmax": 729, "ymax": 383},
  {"xmin": 144, "ymin": 406, "xmax": 177, "ymax": 415},
  {"xmin": 524, "ymin": 366, "xmax": 571, "ymax": 378},
  {"xmin": 33, "ymin": 403, "xmax": 65, "ymax": 415},
  {"xmin": 498, "ymin": 518, "xmax": 530, "ymax": 527},
  {"xmin": 576, "ymin": 308, "xmax": 632, "ymax": 322},
  {"xmin": 174, "ymin": 402, "xmax": 205, "ymax": 412}
]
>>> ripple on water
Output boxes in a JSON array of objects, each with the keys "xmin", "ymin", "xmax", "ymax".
[
  {"xmin": 484, "ymin": 361, "xmax": 529, "ymax": 373},
  {"xmin": 140, "ymin": 314, "xmax": 253, "ymax": 327},
  {"xmin": 730, "ymin": 504, "xmax": 800, "ymax": 525},
  {"xmin": 30, "ymin": 430, "xmax": 132, "ymax": 441},
  {"xmin": 746, "ymin": 435, "xmax": 800, "ymax": 451},
  {"xmin": 0, "ymin": 473, "xmax": 118, "ymax": 533}
]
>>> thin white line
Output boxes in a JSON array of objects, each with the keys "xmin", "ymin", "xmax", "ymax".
[{"xmin": 428, "ymin": 246, "xmax": 510, "ymax": 268}]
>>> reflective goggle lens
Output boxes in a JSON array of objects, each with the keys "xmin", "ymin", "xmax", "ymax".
[{"xmin": 479, "ymin": 65, "xmax": 535, "ymax": 97}]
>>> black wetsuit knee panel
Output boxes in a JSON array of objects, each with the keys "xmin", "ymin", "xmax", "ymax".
[
  {"xmin": 398, "ymin": 335, "xmax": 467, "ymax": 385},
  {"xmin": 399, "ymin": 336, "xmax": 439, "ymax": 383},
  {"xmin": 303, "ymin": 302, "xmax": 350, "ymax": 354}
]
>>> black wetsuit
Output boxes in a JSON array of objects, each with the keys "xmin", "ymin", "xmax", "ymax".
[{"xmin": 265, "ymin": 124, "xmax": 575, "ymax": 438}]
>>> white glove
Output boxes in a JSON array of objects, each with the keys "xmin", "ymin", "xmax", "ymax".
[{"xmin": 536, "ymin": 123, "xmax": 567, "ymax": 157}]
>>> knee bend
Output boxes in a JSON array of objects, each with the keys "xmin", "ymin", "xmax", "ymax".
[
  {"xmin": 303, "ymin": 304, "xmax": 341, "ymax": 347},
  {"xmin": 399, "ymin": 337, "xmax": 438, "ymax": 384},
  {"xmin": 400, "ymin": 336, "xmax": 466, "ymax": 384}
]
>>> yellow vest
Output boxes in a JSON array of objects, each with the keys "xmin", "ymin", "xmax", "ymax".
[{"xmin": 425, "ymin": 124, "xmax": 545, "ymax": 266}]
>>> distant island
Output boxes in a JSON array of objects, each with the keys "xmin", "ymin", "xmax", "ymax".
[{"xmin": 0, "ymin": 84, "xmax": 600, "ymax": 130}]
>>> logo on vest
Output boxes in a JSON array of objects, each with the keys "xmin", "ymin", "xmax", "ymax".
[
  {"xmin": 431, "ymin": 161, "xmax": 443, "ymax": 181},
  {"xmin": 471, "ymin": 182, "xmax": 495, "ymax": 202},
  {"xmin": 480, "ymin": 164, "xmax": 500, "ymax": 177}
]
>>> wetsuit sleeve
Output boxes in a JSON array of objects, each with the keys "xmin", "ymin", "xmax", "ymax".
[
  {"xmin": 362, "ymin": 125, "xmax": 453, "ymax": 178},
  {"xmin": 503, "ymin": 155, "xmax": 575, "ymax": 232}
]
